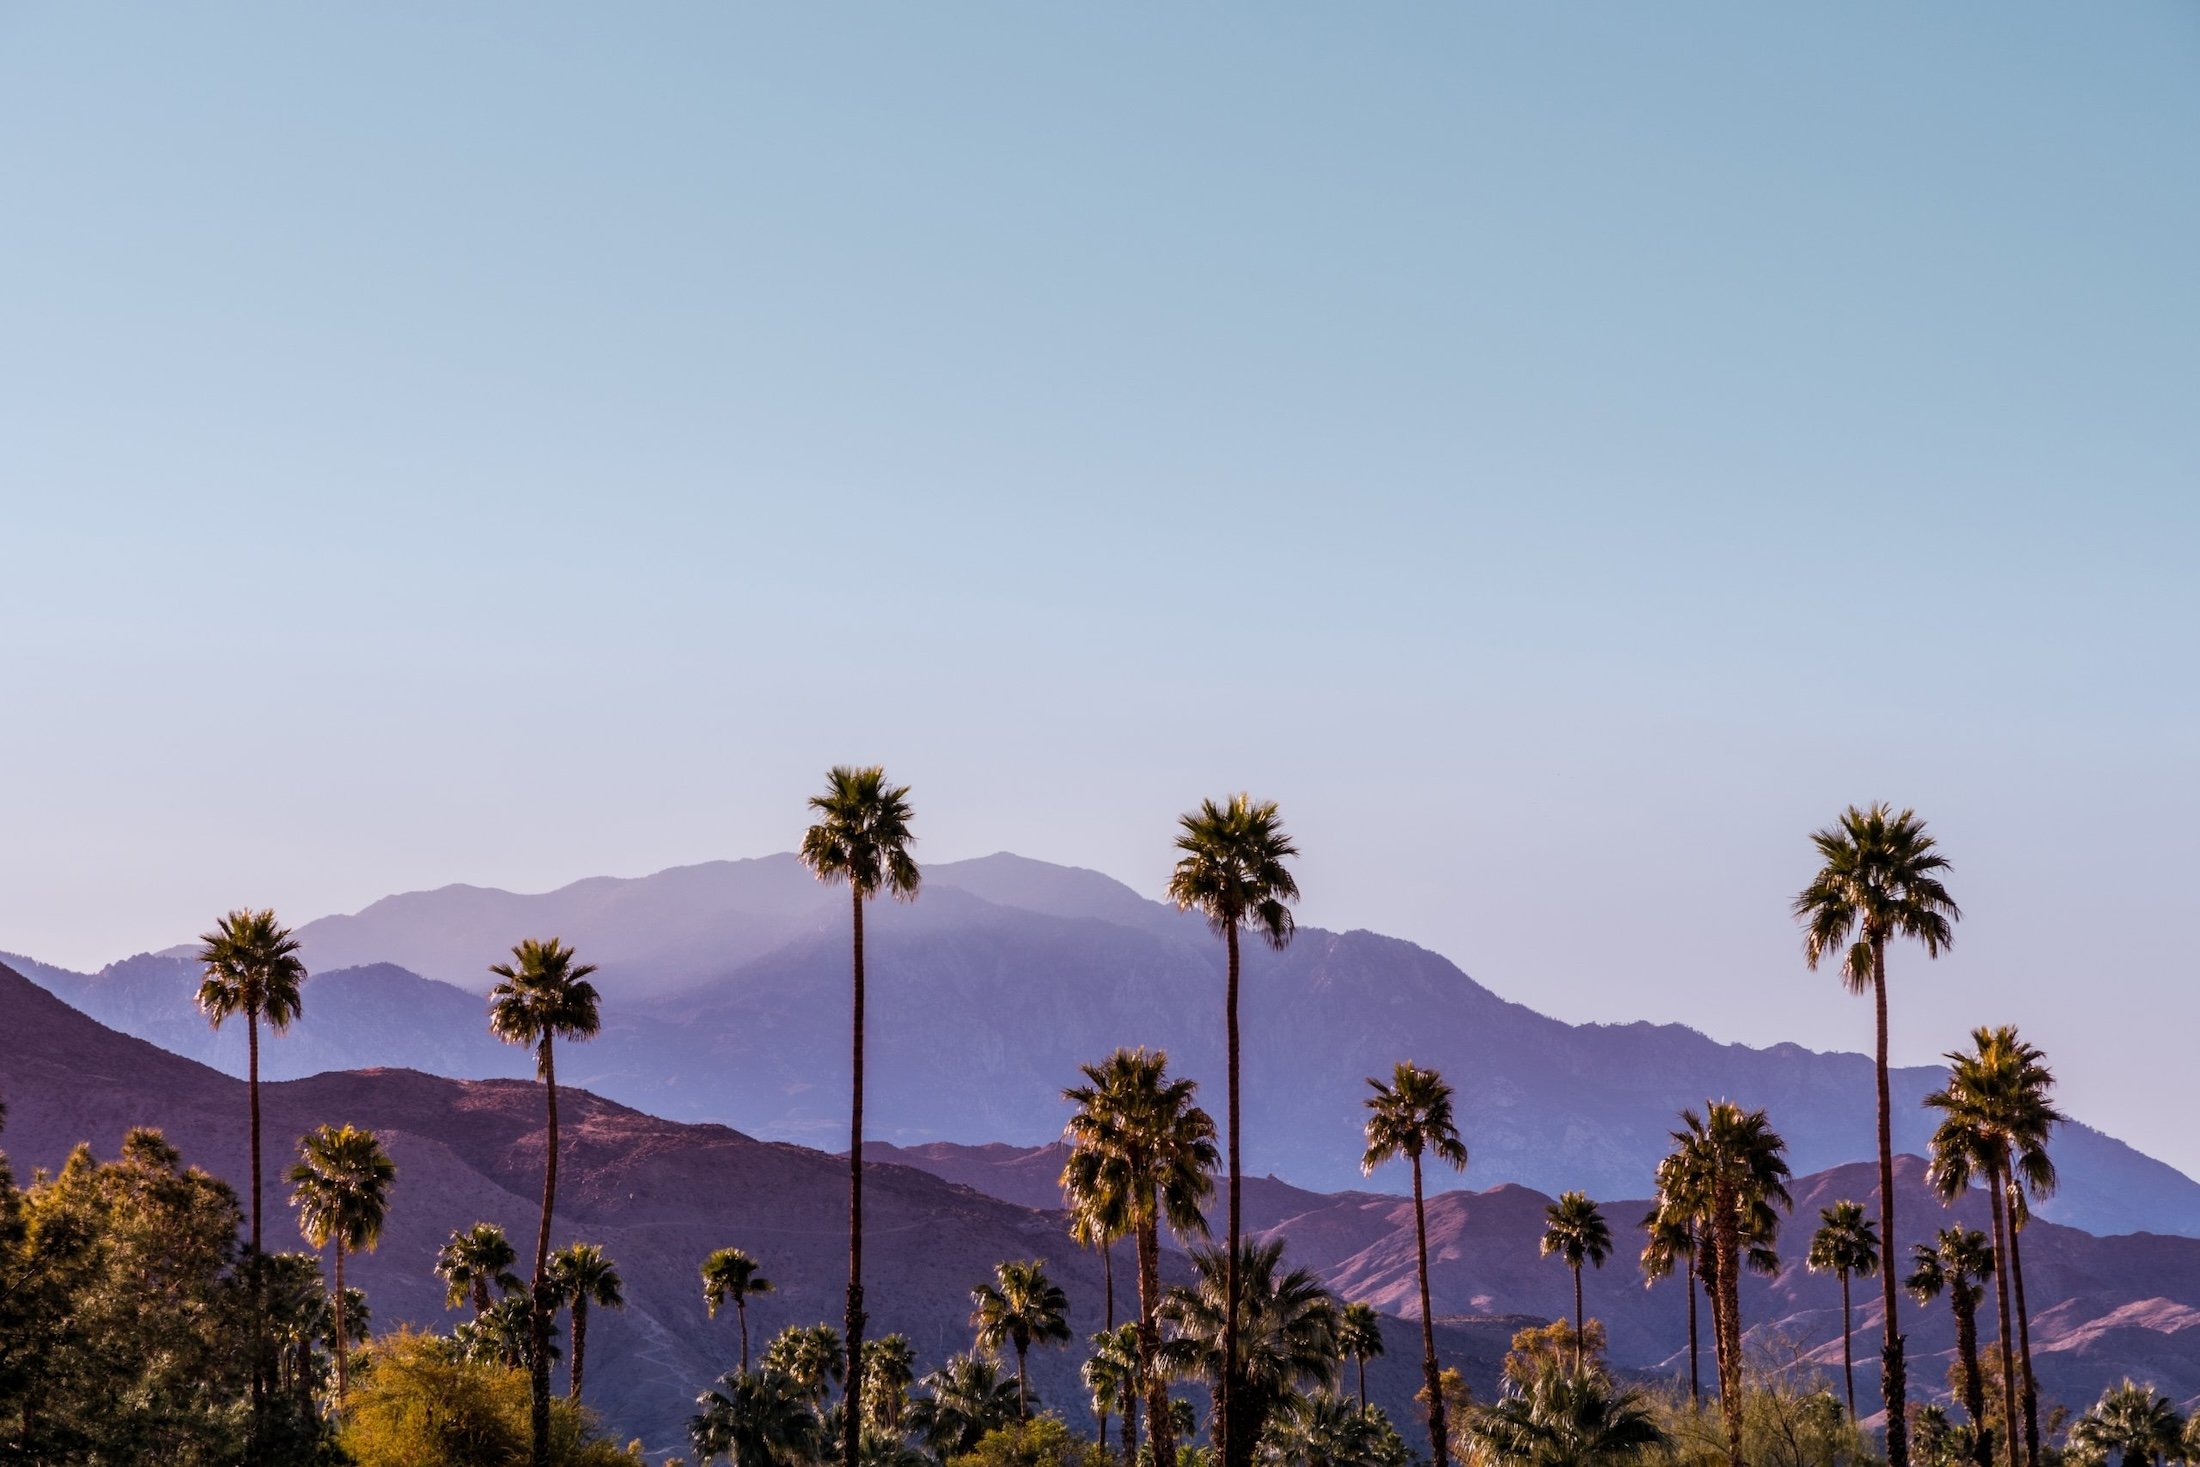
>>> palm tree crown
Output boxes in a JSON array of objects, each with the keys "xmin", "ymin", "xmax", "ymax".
[
  {"xmin": 800, "ymin": 765, "xmax": 921, "ymax": 902},
  {"xmin": 1160, "ymin": 1237, "xmax": 1341, "ymax": 1449},
  {"xmin": 704, "ymin": 1247, "xmax": 777, "ymax": 1374},
  {"xmin": 487, "ymin": 937, "xmax": 603, "ymax": 1067},
  {"xmin": 549, "ymin": 1241, "xmax": 624, "ymax": 1404},
  {"xmin": 1465, "ymin": 1366, "xmax": 1672, "ymax": 1467},
  {"xmin": 1338, "ymin": 1300, "xmax": 1386, "ymax": 1408},
  {"xmin": 2072, "ymin": 1381, "xmax": 2184, "ymax": 1467},
  {"xmin": 288, "ymin": 1122, "xmax": 395, "ymax": 1406},
  {"xmin": 437, "ymin": 1221, "xmax": 523, "ymax": 1315}
]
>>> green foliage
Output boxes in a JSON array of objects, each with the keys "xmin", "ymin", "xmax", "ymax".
[
  {"xmin": 911, "ymin": 1354, "xmax": 1026, "ymax": 1462},
  {"xmin": 1261, "ymin": 1395, "xmax": 1410, "ymax": 1467},
  {"xmin": 800, "ymin": 765, "xmax": 922, "ymax": 901},
  {"xmin": 2069, "ymin": 1380, "xmax": 2182, "ymax": 1467},
  {"xmin": 1464, "ymin": 1366, "xmax": 1669, "ymax": 1467},
  {"xmin": 765, "ymin": 1324, "xmax": 850, "ymax": 1407},
  {"xmin": 1161, "ymin": 1239, "xmax": 1341, "ymax": 1457},
  {"xmin": 1641, "ymin": 1342, "xmax": 1875, "ymax": 1467},
  {"xmin": 948, "ymin": 1416, "xmax": 1108, "ymax": 1467},
  {"xmin": 340, "ymin": 1328, "xmax": 643, "ymax": 1466},
  {"xmin": 195, "ymin": 906, "xmax": 309, "ymax": 1033}
]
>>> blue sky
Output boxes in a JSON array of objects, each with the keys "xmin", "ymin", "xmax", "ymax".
[{"xmin": 4, "ymin": 8, "xmax": 2197, "ymax": 1165}]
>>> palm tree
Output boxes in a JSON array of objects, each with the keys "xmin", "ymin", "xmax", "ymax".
[
  {"xmin": 1796, "ymin": 802, "xmax": 1960, "ymax": 1467},
  {"xmin": 1169, "ymin": 792, "xmax": 1301, "ymax": 1467},
  {"xmin": 1463, "ymin": 1365, "xmax": 1671, "ymax": 1467},
  {"xmin": 437, "ymin": 1221, "xmax": 523, "ymax": 1316},
  {"xmin": 1928, "ymin": 1026, "xmax": 2064, "ymax": 1467},
  {"xmin": 908, "ymin": 1353, "xmax": 1024, "ymax": 1462},
  {"xmin": 1362, "ymin": 1060, "xmax": 1469, "ymax": 1467},
  {"xmin": 548, "ymin": 1242, "xmax": 623, "ymax": 1404},
  {"xmin": 1085, "ymin": 1323, "xmax": 1143, "ymax": 1456},
  {"xmin": 1638, "ymin": 1178, "xmax": 1700, "ymax": 1409},
  {"xmin": 287, "ymin": 1122, "xmax": 395, "ymax": 1407},
  {"xmin": 487, "ymin": 935, "xmax": 603, "ymax": 1467},
  {"xmin": 1540, "ymin": 1193, "xmax": 1612, "ymax": 1379},
  {"xmin": 1806, "ymin": 1201, "xmax": 1881, "ymax": 1419},
  {"xmin": 196, "ymin": 909, "xmax": 310, "ymax": 1259},
  {"xmin": 1337, "ymin": 1302, "xmax": 1385, "ymax": 1409},
  {"xmin": 1062, "ymin": 1046, "xmax": 1219, "ymax": 1467},
  {"xmin": 1666, "ymin": 1102, "xmax": 1791, "ymax": 1467},
  {"xmin": 1906, "ymin": 1225, "xmax": 1995, "ymax": 1467},
  {"xmin": 764, "ymin": 1323, "xmax": 850, "ymax": 1408},
  {"xmin": 861, "ymin": 1335, "xmax": 918, "ymax": 1438},
  {"xmin": 1270, "ymin": 1392, "xmax": 1410, "ymax": 1467},
  {"xmin": 801, "ymin": 763, "xmax": 921, "ymax": 1467},
  {"xmin": 692, "ymin": 1369, "xmax": 821, "ymax": 1467},
  {"xmin": 704, "ymin": 1248, "xmax": 777, "ymax": 1374},
  {"xmin": 2072, "ymin": 1381, "xmax": 2183, "ymax": 1467},
  {"xmin": 1161, "ymin": 1238, "xmax": 1342, "ymax": 1455},
  {"xmin": 970, "ymin": 1258, "xmax": 1072, "ymax": 1421}
]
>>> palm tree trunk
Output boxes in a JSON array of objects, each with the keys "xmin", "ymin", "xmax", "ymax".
[
  {"xmin": 2004, "ymin": 1191, "xmax": 2039, "ymax": 1467},
  {"xmin": 1713, "ymin": 1186, "xmax": 1743, "ymax": 1467},
  {"xmin": 1841, "ymin": 1271, "xmax": 1855, "ymax": 1418},
  {"xmin": 1957, "ymin": 1296, "xmax": 1988, "ymax": 1467},
  {"xmin": 1874, "ymin": 943, "xmax": 1910, "ymax": 1467},
  {"xmin": 1357, "ymin": 1354, "xmax": 1367, "ymax": 1411},
  {"xmin": 334, "ymin": 1239, "xmax": 350, "ymax": 1407},
  {"xmin": 1411, "ymin": 1153, "xmax": 1449, "ymax": 1467},
  {"xmin": 571, "ymin": 1296, "xmax": 589, "ymax": 1402},
  {"xmin": 1100, "ymin": 1240, "xmax": 1116, "ymax": 1453},
  {"xmin": 531, "ymin": 1036, "xmax": 558, "ymax": 1467},
  {"xmin": 1573, "ymin": 1265, "xmax": 1585, "ymax": 1377},
  {"xmin": 738, "ymin": 1298, "xmax": 751, "ymax": 1375},
  {"xmin": 1988, "ymin": 1175, "xmax": 2021, "ymax": 1467},
  {"xmin": 474, "ymin": 1278, "xmax": 491, "ymax": 1316},
  {"xmin": 1221, "ymin": 917, "xmax": 1241, "ymax": 1467},
  {"xmin": 1138, "ymin": 1214, "xmax": 1174, "ymax": 1467},
  {"xmin": 1686, "ymin": 1248, "xmax": 1701, "ymax": 1410},
  {"xmin": 248, "ymin": 1008, "xmax": 265, "ymax": 1463},
  {"xmin": 846, "ymin": 886, "xmax": 868, "ymax": 1467}
]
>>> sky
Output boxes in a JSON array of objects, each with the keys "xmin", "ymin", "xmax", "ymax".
[{"xmin": 3, "ymin": 8, "xmax": 2197, "ymax": 1166}]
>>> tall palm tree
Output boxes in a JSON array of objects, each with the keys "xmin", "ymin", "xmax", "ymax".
[
  {"xmin": 704, "ymin": 1247, "xmax": 777, "ymax": 1374},
  {"xmin": 1796, "ymin": 802, "xmax": 1960, "ymax": 1467},
  {"xmin": 1666, "ymin": 1102, "xmax": 1791, "ymax": 1467},
  {"xmin": 908, "ymin": 1353, "xmax": 1024, "ymax": 1462},
  {"xmin": 287, "ymin": 1122, "xmax": 395, "ymax": 1407},
  {"xmin": 2071, "ymin": 1381, "xmax": 2183, "ymax": 1467},
  {"xmin": 1540, "ymin": 1193, "xmax": 1612, "ymax": 1379},
  {"xmin": 1160, "ymin": 1238, "xmax": 1341, "ymax": 1455},
  {"xmin": 1639, "ymin": 1177, "xmax": 1700, "ymax": 1409},
  {"xmin": 549, "ymin": 1242, "xmax": 624, "ymax": 1404},
  {"xmin": 1362, "ymin": 1061, "xmax": 1470, "ymax": 1467},
  {"xmin": 1928, "ymin": 1026, "xmax": 2063, "ymax": 1467},
  {"xmin": 196, "ymin": 909, "xmax": 310, "ymax": 1259},
  {"xmin": 1084, "ymin": 1323, "xmax": 1143, "ymax": 1456},
  {"xmin": 1806, "ymin": 1201, "xmax": 1881, "ymax": 1419},
  {"xmin": 487, "ymin": 935, "xmax": 602, "ymax": 1467},
  {"xmin": 1062, "ymin": 1046, "xmax": 1218, "ymax": 1467},
  {"xmin": 1906, "ymin": 1225, "xmax": 1995, "ymax": 1467},
  {"xmin": 691, "ymin": 1369, "xmax": 820, "ymax": 1467},
  {"xmin": 801, "ymin": 763, "xmax": 921, "ymax": 1467},
  {"xmin": 764, "ymin": 1323, "xmax": 850, "ymax": 1408},
  {"xmin": 1337, "ymin": 1301, "xmax": 1385, "ymax": 1409},
  {"xmin": 970, "ymin": 1258, "xmax": 1073, "ymax": 1421},
  {"xmin": 1463, "ymin": 1365, "xmax": 1672, "ymax": 1467},
  {"xmin": 437, "ymin": 1221, "xmax": 523, "ymax": 1316},
  {"xmin": 1169, "ymin": 792, "xmax": 1300, "ymax": 1467}
]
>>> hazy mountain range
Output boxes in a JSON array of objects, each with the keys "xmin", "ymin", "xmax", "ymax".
[{"xmin": 11, "ymin": 852, "xmax": 2198, "ymax": 1237}]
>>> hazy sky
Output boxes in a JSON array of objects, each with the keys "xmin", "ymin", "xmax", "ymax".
[{"xmin": 4, "ymin": 9, "xmax": 2197, "ymax": 1166}]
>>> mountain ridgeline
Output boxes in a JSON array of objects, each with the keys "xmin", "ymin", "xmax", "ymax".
[{"xmin": 16, "ymin": 851, "xmax": 2198, "ymax": 1237}]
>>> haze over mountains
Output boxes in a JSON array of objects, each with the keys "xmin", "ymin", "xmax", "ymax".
[{"xmin": 15, "ymin": 852, "xmax": 2198, "ymax": 1238}]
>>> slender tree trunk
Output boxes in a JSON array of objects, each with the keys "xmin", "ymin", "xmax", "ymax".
[
  {"xmin": 334, "ymin": 1240, "xmax": 350, "ymax": 1407},
  {"xmin": 1357, "ymin": 1354, "xmax": 1367, "ymax": 1411},
  {"xmin": 571, "ymin": 1296, "xmax": 589, "ymax": 1401},
  {"xmin": 738, "ymin": 1298, "xmax": 751, "ymax": 1375},
  {"xmin": 1139, "ymin": 1213, "xmax": 1174, "ymax": 1467},
  {"xmin": 1101, "ymin": 1241, "xmax": 1116, "ymax": 1454},
  {"xmin": 1714, "ymin": 1184, "xmax": 1743, "ymax": 1467},
  {"xmin": 1989, "ymin": 1175, "xmax": 2021, "ymax": 1467},
  {"xmin": 531, "ymin": 1036, "xmax": 558, "ymax": 1467},
  {"xmin": 1016, "ymin": 1342, "xmax": 1030, "ymax": 1422},
  {"xmin": 1411, "ymin": 1154, "xmax": 1449, "ymax": 1467},
  {"xmin": 1957, "ymin": 1297, "xmax": 1988, "ymax": 1467},
  {"xmin": 846, "ymin": 887, "xmax": 868, "ymax": 1467},
  {"xmin": 1873, "ymin": 945, "xmax": 1910, "ymax": 1467},
  {"xmin": 2005, "ymin": 1192, "xmax": 2039, "ymax": 1467},
  {"xmin": 1841, "ymin": 1270, "xmax": 1855, "ymax": 1418},
  {"xmin": 1221, "ymin": 918, "xmax": 1241, "ymax": 1467},
  {"xmin": 1573, "ymin": 1265, "xmax": 1586, "ymax": 1377},
  {"xmin": 474, "ymin": 1277, "xmax": 492, "ymax": 1316},
  {"xmin": 248, "ymin": 1009, "xmax": 265, "ymax": 1463},
  {"xmin": 1687, "ymin": 1248, "xmax": 1701, "ymax": 1410}
]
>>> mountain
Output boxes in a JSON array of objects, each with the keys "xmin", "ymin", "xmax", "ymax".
[
  {"xmin": 0, "ymin": 961, "xmax": 1497, "ymax": 1451},
  {"xmin": 25, "ymin": 852, "xmax": 2194, "ymax": 1238}
]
